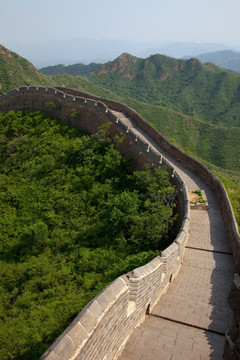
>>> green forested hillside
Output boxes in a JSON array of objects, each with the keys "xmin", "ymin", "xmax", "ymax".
[
  {"xmin": 0, "ymin": 44, "xmax": 239, "ymax": 227},
  {"xmin": 90, "ymin": 53, "xmax": 240, "ymax": 128},
  {"xmin": 0, "ymin": 111, "xmax": 177, "ymax": 360},
  {"xmin": 124, "ymin": 98, "xmax": 240, "ymax": 172},
  {"xmin": 0, "ymin": 45, "xmax": 49, "ymax": 92},
  {"xmin": 193, "ymin": 50, "xmax": 240, "ymax": 73},
  {"xmin": 39, "ymin": 62, "xmax": 101, "ymax": 76},
  {"xmin": 0, "ymin": 44, "xmax": 117, "ymax": 100}
]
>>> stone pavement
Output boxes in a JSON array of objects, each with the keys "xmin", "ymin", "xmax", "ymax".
[{"xmin": 115, "ymin": 111, "xmax": 234, "ymax": 360}]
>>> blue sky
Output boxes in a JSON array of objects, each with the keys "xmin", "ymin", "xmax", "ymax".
[{"xmin": 0, "ymin": 0, "xmax": 239, "ymax": 46}]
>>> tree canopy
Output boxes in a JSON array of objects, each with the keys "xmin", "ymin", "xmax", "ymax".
[{"xmin": 0, "ymin": 110, "xmax": 177, "ymax": 359}]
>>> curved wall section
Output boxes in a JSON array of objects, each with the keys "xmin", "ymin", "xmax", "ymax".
[
  {"xmin": 0, "ymin": 86, "xmax": 189, "ymax": 360},
  {"xmin": 56, "ymin": 87, "xmax": 240, "ymax": 260},
  {"xmin": 0, "ymin": 86, "xmax": 239, "ymax": 359}
]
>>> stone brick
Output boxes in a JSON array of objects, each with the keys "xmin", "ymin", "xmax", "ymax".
[
  {"xmin": 78, "ymin": 309, "xmax": 98, "ymax": 335},
  {"xmin": 53, "ymin": 335, "xmax": 76, "ymax": 360},
  {"xmin": 40, "ymin": 350, "xmax": 60, "ymax": 360},
  {"xmin": 67, "ymin": 321, "xmax": 88, "ymax": 347},
  {"xmin": 1, "ymin": 86, "xmax": 238, "ymax": 360}
]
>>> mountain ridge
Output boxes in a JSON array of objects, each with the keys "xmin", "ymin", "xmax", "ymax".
[
  {"xmin": 0, "ymin": 43, "xmax": 239, "ymax": 228},
  {"xmin": 4, "ymin": 39, "xmax": 234, "ymax": 68},
  {"xmin": 39, "ymin": 62, "xmax": 101, "ymax": 76},
  {"xmin": 0, "ymin": 44, "xmax": 240, "ymax": 173},
  {"xmin": 90, "ymin": 53, "xmax": 240, "ymax": 128},
  {"xmin": 185, "ymin": 50, "xmax": 240, "ymax": 73}
]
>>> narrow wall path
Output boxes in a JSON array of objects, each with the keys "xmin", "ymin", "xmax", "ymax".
[{"xmin": 111, "ymin": 110, "xmax": 234, "ymax": 360}]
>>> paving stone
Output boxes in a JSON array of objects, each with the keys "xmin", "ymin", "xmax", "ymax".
[{"xmin": 115, "ymin": 115, "xmax": 233, "ymax": 360}]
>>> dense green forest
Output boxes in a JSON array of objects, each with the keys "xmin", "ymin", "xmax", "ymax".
[
  {"xmin": 90, "ymin": 53, "xmax": 240, "ymax": 128},
  {"xmin": 191, "ymin": 50, "xmax": 240, "ymax": 73},
  {"xmin": 0, "ymin": 43, "xmax": 239, "ymax": 227},
  {"xmin": 124, "ymin": 98, "xmax": 240, "ymax": 172},
  {"xmin": 0, "ymin": 111, "xmax": 177, "ymax": 360},
  {"xmin": 39, "ymin": 62, "xmax": 101, "ymax": 76}
]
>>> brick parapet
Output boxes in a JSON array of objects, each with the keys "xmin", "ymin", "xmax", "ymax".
[
  {"xmin": 55, "ymin": 86, "xmax": 240, "ymax": 260},
  {"xmin": 0, "ymin": 86, "xmax": 239, "ymax": 359}
]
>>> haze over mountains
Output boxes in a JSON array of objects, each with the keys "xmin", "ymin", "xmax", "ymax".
[
  {"xmin": 0, "ymin": 41, "xmax": 239, "ymax": 225},
  {"xmin": 187, "ymin": 50, "xmax": 240, "ymax": 73},
  {"xmin": 90, "ymin": 53, "xmax": 240, "ymax": 128},
  {"xmin": 4, "ymin": 38, "xmax": 237, "ymax": 68},
  {"xmin": 0, "ymin": 43, "xmax": 240, "ymax": 173}
]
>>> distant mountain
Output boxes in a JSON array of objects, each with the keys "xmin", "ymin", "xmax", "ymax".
[
  {"xmin": 0, "ymin": 44, "xmax": 117, "ymax": 99},
  {"xmin": 139, "ymin": 42, "xmax": 231, "ymax": 59},
  {"xmin": 3, "ymin": 38, "xmax": 158, "ymax": 68},
  {"xmin": 3, "ymin": 38, "xmax": 233, "ymax": 68},
  {"xmin": 0, "ymin": 44, "xmax": 50, "ymax": 92},
  {"xmin": 90, "ymin": 53, "xmax": 240, "ymax": 128},
  {"xmin": 39, "ymin": 62, "xmax": 101, "ymax": 76},
  {"xmin": 185, "ymin": 50, "xmax": 240, "ymax": 73},
  {"xmin": 0, "ymin": 44, "xmax": 240, "ymax": 172}
]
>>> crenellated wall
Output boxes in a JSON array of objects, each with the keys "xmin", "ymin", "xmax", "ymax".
[
  {"xmin": 0, "ymin": 86, "xmax": 239, "ymax": 360},
  {"xmin": 56, "ymin": 87, "xmax": 240, "ymax": 261}
]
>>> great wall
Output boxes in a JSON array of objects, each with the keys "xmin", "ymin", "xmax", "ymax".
[{"xmin": 0, "ymin": 86, "xmax": 239, "ymax": 359}]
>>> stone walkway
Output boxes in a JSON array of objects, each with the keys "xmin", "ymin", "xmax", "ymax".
[{"xmin": 112, "ymin": 110, "xmax": 234, "ymax": 360}]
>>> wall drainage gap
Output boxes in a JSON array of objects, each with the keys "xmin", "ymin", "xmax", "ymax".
[
  {"xmin": 150, "ymin": 314, "xmax": 225, "ymax": 336},
  {"xmin": 185, "ymin": 246, "xmax": 232, "ymax": 255}
]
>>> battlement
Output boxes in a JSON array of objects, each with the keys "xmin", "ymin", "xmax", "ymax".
[{"xmin": 0, "ymin": 86, "xmax": 239, "ymax": 360}]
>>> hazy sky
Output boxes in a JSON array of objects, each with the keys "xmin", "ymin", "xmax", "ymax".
[{"xmin": 0, "ymin": 0, "xmax": 239, "ymax": 46}]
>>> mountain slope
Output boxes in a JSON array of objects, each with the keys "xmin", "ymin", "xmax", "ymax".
[
  {"xmin": 90, "ymin": 53, "xmax": 240, "ymax": 128},
  {"xmin": 0, "ymin": 44, "xmax": 49, "ymax": 92},
  {"xmin": 0, "ymin": 45, "xmax": 239, "ymax": 226},
  {"xmin": 124, "ymin": 98, "xmax": 240, "ymax": 172},
  {"xmin": 191, "ymin": 50, "xmax": 240, "ymax": 73},
  {"xmin": 39, "ymin": 62, "xmax": 101, "ymax": 76},
  {"xmin": 0, "ymin": 45, "xmax": 240, "ymax": 173},
  {"xmin": 0, "ymin": 44, "xmax": 118, "ymax": 100}
]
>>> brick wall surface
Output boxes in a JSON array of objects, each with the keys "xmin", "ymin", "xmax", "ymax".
[{"xmin": 0, "ymin": 86, "xmax": 239, "ymax": 360}]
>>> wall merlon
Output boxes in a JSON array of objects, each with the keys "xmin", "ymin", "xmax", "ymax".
[
  {"xmin": 129, "ymin": 266, "xmax": 148, "ymax": 279},
  {"xmin": 106, "ymin": 109, "xmax": 118, "ymax": 123},
  {"xmin": 145, "ymin": 260, "xmax": 160, "ymax": 274},
  {"xmin": 180, "ymin": 216, "xmax": 190, "ymax": 232},
  {"xmin": 78, "ymin": 309, "xmax": 98, "ymax": 335},
  {"xmin": 175, "ymin": 230, "xmax": 187, "ymax": 246},
  {"xmin": 118, "ymin": 275, "xmax": 130, "ymax": 287},
  {"xmin": 96, "ymin": 101, "xmax": 108, "ymax": 112},
  {"xmin": 38, "ymin": 86, "xmax": 48, "ymax": 93},
  {"xmin": 113, "ymin": 276, "xmax": 129, "ymax": 292},
  {"xmin": 40, "ymin": 351, "xmax": 60, "ymax": 360},
  {"xmin": 28, "ymin": 86, "xmax": 39, "ymax": 92},
  {"xmin": 172, "ymin": 171, "xmax": 184, "ymax": 187},
  {"xmin": 128, "ymin": 128, "xmax": 137, "ymax": 142},
  {"xmin": 95, "ymin": 281, "xmax": 128, "ymax": 312},
  {"xmin": 148, "ymin": 146, "xmax": 161, "ymax": 165},
  {"xmin": 162, "ymin": 157, "xmax": 174, "ymax": 173},
  {"xmin": 7, "ymin": 88, "xmax": 20, "ymax": 96},
  {"xmin": 86, "ymin": 98, "xmax": 96, "ymax": 108},
  {"xmin": 87, "ymin": 300, "xmax": 104, "ymax": 321},
  {"xmin": 47, "ymin": 88, "xmax": 58, "ymax": 94},
  {"xmin": 75, "ymin": 96, "xmax": 86, "ymax": 105},
  {"xmin": 67, "ymin": 321, "xmax": 88, "ymax": 348},
  {"xmin": 115, "ymin": 118, "xmax": 128, "ymax": 133},
  {"xmin": 161, "ymin": 242, "xmax": 179, "ymax": 258},
  {"xmin": 135, "ymin": 136, "xmax": 149, "ymax": 154},
  {"xmin": 18, "ymin": 86, "xmax": 29, "ymax": 92},
  {"xmin": 63, "ymin": 93, "xmax": 75, "ymax": 103},
  {"xmin": 149, "ymin": 256, "xmax": 162, "ymax": 269}
]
